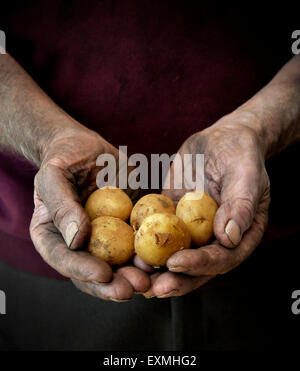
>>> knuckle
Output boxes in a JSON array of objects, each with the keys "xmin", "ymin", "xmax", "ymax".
[
  {"xmin": 237, "ymin": 197, "xmax": 255, "ymax": 220},
  {"xmin": 205, "ymin": 155, "xmax": 223, "ymax": 185},
  {"xmin": 194, "ymin": 249, "xmax": 210, "ymax": 270},
  {"xmin": 29, "ymin": 215, "xmax": 36, "ymax": 236},
  {"xmin": 68, "ymin": 260, "xmax": 84, "ymax": 279},
  {"xmin": 170, "ymin": 274, "xmax": 184, "ymax": 290},
  {"xmin": 222, "ymin": 197, "xmax": 255, "ymax": 231},
  {"xmin": 240, "ymin": 126, "xmax": 260, "ymax": 147},
  {"xmin": 111, "ymin": 284, "xmax": 126, "ymax": 300},
  {"xmin": 52, "ymin": 200, "xmax": 75, "ymax": 228},
  {"xmin": 47, "ymin": 244, "xmax": 65, "ymax": 266},
  {"xmin": 35, "ymin": 163, "xmax": 52, "ymax": 189},
  {"xmin": 87, "ymin": 264, "xmax": 111, "ymax": 283},
  {"xmin": 68, "ymin": 254, "xmax": 96, "ymax": 280}
]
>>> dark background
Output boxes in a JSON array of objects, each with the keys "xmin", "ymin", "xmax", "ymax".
[{"xmin": 0, "ymin": 1, "xmax": 299, "ymax": 352}]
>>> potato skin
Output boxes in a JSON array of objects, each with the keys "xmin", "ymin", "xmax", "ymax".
[
  {"xmin": 176, "ymin": 191, "xmax": 218, "ymax": 245},
  {"xmin": 130, "ymin": 194, "xmax": 175, "ymax": 231},
  {"xmin": 88, "ymin": 216, "xmax": 134, "ymax": 265},
  {"xmin": 134, "ymin": 213, "xmax": 191, "ymax": 267},
  {"xmin": 85, "ymin": 187, "xmax": 133, "ymax": 221}
]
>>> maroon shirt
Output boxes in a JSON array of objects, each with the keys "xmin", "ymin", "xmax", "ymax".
[{"xmin": 0, "ymin": 1, "xmax": 297, "ymax": 278}]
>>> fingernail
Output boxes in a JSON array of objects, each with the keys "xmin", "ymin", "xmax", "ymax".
[
  {"xmin": 157, "ymin": 289, "xmax": 178, "ymax": 298},
  {"xmin": 144, "ymin": 293, "xmax": 155, "ymax": 299},
  {"xmin": 110, "ymin": 298, "xmax": 131, "ymax": 303},
  {"xmin": 65, "ymin": 222, "xmax": 79, "ymax": 248},
  {"xmin": 225, "ymin": 219, "xmax": 241, "ymax": 246},
  {"xmin": 168, "ymin": 266, "xmax": 186, "ymax": 272}
]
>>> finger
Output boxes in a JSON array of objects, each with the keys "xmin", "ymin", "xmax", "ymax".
[
  {"xmin": 167, "ymin": 196, "xmax": 269, "ymax": 276},
  {"xmin": 133, "ymin": 255, "xmax": 155, "ymax": 273},
  {"xmin": 72, "ymin": 273, "xmax": 134, "ymax": 301},
  {"xmin": 116, "ymin": 266, "xmax": 151, "ymax": 293},
  {"xmin": 167, "ymin": 244, "xmax": 238, "ymax": 276},
  {"xmin": 214, "ymin": 163, "xmax": 266, "ymax": 248},
  {"xmin": 161, "ymin": 157, "xmax": 186, "ymax": 206},
  {"xmin": 30, "ymin": 202, "xmax": 112, "ymax": 283},
  {"xmin": 142, "ymin": 272, "xmax": 161, "ymax": 298},
  {"xmin": 151, "ymin": 271, "xmax": 214, "ymax": 298},
  {"xmin": 35, "ymin": 163, "xmax": 90, "ymax": 250}
]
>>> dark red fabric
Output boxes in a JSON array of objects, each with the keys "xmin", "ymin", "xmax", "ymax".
[{"xmin": 0, "ymin": 1, "xmax": 297, "ymax": 278}]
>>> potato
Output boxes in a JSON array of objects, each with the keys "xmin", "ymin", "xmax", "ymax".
[
  {"xmin": 85, "ymin": 187, "xmax": 133, "ymax": 221},
  {"xmin": 134, "ymin": 213, "xmax": 191, "ymax": 267},
  {"xmin": 176, "ymin": 191, "xmax": 218, "ymax": 245},
  {"xmin": 88, "ymin": 216, "xmax": 134, "ymax": 265},
  {"xmin": 130, "ymin": 193, "xmax": 175, "ymax": 231}
]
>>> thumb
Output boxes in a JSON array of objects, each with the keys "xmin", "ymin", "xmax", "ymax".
[
  {"xmin": 35, "ymin": 163, "xmax": 90, "ymax": 250},
  {"xmin": 214, "ymin": 168, "xmax": 260, "ymax": 248}
]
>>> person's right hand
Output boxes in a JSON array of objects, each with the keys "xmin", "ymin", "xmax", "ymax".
[{"xmin": 30, "ymin": 125, "xmax": 151, "ymax": 302}]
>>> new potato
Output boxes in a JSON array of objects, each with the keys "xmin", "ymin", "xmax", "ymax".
[
  {"xmin": 85, "ymin": 187, "xmax": 133, "ymax": 221},
  {"xmin": 134, "ymin": 213, "xmax": 191, "ymax": 267},
  {"xmin": 176, "ymin": 191, "xmax": 217, "ymax": 245},
  {"xmin": 86, "ymin": 187, "xmax": 217, "ymax": 267},
  {"xmin": 130, "ymin": 193, "xmax": 175, "ymax": 231},
  {"xmin": 88, "ymin": 216, "xmax": 134, "ymax": 265}
]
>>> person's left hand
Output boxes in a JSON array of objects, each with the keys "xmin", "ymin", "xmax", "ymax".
[{"xmin": 134, "ymin": 110, "xmax": 271, "ymax": 298}]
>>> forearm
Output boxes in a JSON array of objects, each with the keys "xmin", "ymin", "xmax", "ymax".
[
  {"xmin": 237, "ymin": 55, "xmax": 300, "ymax": 159},
  {"xmin": 0, "ymin": 54, "xmax": 86, "ymax": 166}
]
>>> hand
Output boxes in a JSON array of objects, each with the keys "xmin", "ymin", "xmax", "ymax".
[
  {"xmin": 136, "ymin": 110, "xmax": 270, "ymax": 298},
  {"xmin": 30, "ymin": 126, "xmax": 150, "ymax": 301}
]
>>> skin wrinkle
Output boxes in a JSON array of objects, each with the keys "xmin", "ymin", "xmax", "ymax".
[
  {"xmin": 70, "ymin": 257, "xmax": 95, "ymax": 280},
  {"xmin": 156, "ymin": 71, "xmax": 282, "ymax": 295},
  {"xmin": 51, "ymin": 201, "xmax": 80, "ymax": 230},
  {"xmin": 219, "ymin": 198, "xmax": 255, "ymax": 229},
  {"xmin": 237, "ymin": 57, "xmax": 300, "ymax": 159},
  {"xmin": 29, "ymin": 124, "xmax": 148, "ymax": 296},
  {"xmin": 0, "ymin": 54, "xmax": 93, "ymax": 165},
  {"xmin": 1, "ymin": 50, "xmax": 300, "ymax": 299}
]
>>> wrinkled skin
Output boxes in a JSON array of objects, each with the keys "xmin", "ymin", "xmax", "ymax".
[
  {"xmin": 3, "ymin": 53, "xmax": 299, "ymax": 302},
  {"xmin": 30, "ymin": 111, "xmax": 271, "ymax": 300},
  {"xmin": 30, "ymin": 128, "xmax": 151, "ymax": 301},
  {"xmin": 134, "ymin": 111, "xmax": 271, "ymax": 298}
]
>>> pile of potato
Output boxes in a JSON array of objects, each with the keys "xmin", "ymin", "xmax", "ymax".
[{"xmin": 85, "ymin": 187, "xmax": 217, "ymax": 267}]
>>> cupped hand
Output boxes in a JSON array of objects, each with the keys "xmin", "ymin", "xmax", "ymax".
[
  {"xmin": 30, "ymin": 126, "xmax": 150, "ymax": 301},
  {"xmin": 137, "ymin": 110, "xmax": 270, "ymax": 298}
]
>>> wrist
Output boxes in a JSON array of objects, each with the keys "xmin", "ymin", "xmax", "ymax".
[
  {"xmin": 39, "ymin": 120, "xmax": 117, "ymax": 167},
  {"xmin": 38, "ymin": 116, "xmax": 85, "ymax": 165},
  {"xmin": 0, "ymin": 54, "xmax": 103, "ymax": 167},
  {"xmin": 235, "ymin": 77, "xmax": 300, "ymax": 160},
  {"xmin": 201, "ymin": 109, "xmax": 266, "ymax": 161}
]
